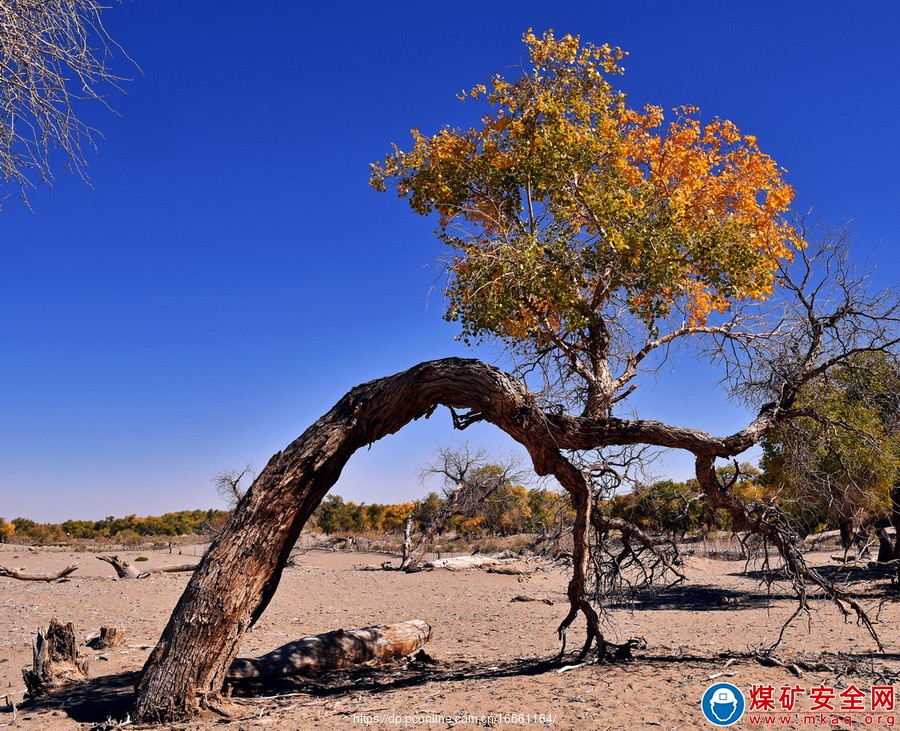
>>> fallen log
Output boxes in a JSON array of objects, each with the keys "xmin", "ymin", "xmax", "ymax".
[
  {"xmin": 226, "ymin": 619, "xmax": 432, "ymax": 681},
  {"xmin": 0, "ymin": 564, "xmax": 78, "ymax": 582},
  {"xmin": 96, "ymin": 556, "xmax": 198, "ymax": 579},
  {"xmin": 510, "ymin": 595, "xmax": 554, "ymax": 605},
  {"xmin": 22, "ymin": 619, "xmax": 89, "ymax": 698},
  {"xmin": 487, "ymin": 563, "xmax": 534, "ymax": 577},
  {"xmin": 425, "ymin": 555, "xmax": 499, "ymax": 570},
  {"xmin": 150, "ymin": 563, "xmax": 200, "ymax": 573},
  {"xmin": 97, "ymin": 555, "xmax": 147, "ymax": 579}
]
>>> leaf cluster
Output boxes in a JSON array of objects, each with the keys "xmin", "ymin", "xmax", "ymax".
[{"xmin": 372, "ymin": 29, "xmax": 802, "ymax": 355}]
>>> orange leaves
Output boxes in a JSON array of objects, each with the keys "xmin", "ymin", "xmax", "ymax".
[
  {"xmin": 522, "ymin": 28, "xmax": 626, "ymax": 74},
  {"xmin": 371, "ymin": 29, "xmax": 805, "ymax": 345}
]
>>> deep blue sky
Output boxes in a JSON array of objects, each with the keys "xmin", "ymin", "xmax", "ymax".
[{"xmin": 2, "ymin": 1, "xmax": 898, "ymax": 521}]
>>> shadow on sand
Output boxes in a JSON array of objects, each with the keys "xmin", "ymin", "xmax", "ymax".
[{"xmin": 608, "ymin": 584, "xmax": 792, "ymax": 611}]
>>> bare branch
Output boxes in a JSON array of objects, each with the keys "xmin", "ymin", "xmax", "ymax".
[{"xmin": 0, "ymin": 0, "xmax": 135, "ymax": 203}]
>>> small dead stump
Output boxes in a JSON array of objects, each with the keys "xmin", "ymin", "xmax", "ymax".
[
  {"xmin": 87, "ymin": 626, "xmax": 125, "ymax": 650},
  {"xmin": 22, "ymin": 619, "xmax": 89, "ymax": 698}
]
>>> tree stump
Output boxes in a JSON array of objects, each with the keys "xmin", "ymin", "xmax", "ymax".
[
  {"xmin": 22, "ymin": 620, "xmax": 89, "ymax": 698},
  {"xmin": 87, "ymin": 626, "xmax": 125, "ymax": 650}
]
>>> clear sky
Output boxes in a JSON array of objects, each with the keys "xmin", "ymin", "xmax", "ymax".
[{"xmin": 1, "ymin": 1, "xmax": 898, "ymax": 522}]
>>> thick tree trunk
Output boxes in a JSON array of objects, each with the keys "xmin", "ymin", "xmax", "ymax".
[
  {"xmin": 876, "ymin": 527, "xmax": 894, "ymax": 564},
  {"xmin": 0, "ymin": 564, "xmax": 78, "ymax": 582},
  {"xmin": 226, "ymin": 619, "xmax": 431, "ymax": 681},
  {"xmin": 399, "ymin": 513, "xmax": 414, "ymax": 568},
  {"xmin": 838, "ymin": 520, "xmax": 853, "ymax": 551}
]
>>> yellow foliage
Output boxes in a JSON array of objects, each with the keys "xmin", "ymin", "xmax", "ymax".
[
  {"xmin": 372, "ymin": 29, "xmax": 803, "ymax": 347},
  {"xmin": 0, "ymin": 520, "xmax": 14, "ymax": 539}
]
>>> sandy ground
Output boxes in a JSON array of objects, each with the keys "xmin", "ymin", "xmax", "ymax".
[{"xmin": 2, "ymin": 542, "xmax": 900, "ymax": 730}]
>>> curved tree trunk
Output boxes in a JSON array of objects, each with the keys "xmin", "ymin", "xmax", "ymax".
[
  {"xmin": 131, "ymin": 357, "xmax": 791, "ymax": 723},
  {"xmin": 132, "ymin": 358, "xmax": 574, "ymax": 722}
]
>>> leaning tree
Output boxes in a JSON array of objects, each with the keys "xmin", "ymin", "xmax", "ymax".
[{"xmin": 132, "ymin": 31, "xmax": 900, "ymax": 722}]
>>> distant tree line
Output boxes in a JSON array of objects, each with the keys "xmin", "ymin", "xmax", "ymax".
[
  {"xmin": 311, "ymin": 486, "xmax": 573, "ymax": 538},
  {"xmin": 0, "ymin": 509, "xmax": 230, "ymax": 544}
]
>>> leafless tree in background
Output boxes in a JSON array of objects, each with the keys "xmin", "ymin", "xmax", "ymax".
[
  {"xmin": 213, "ymin": 464, "xmax": 255, "ymax": 508},
  {"xmin": 401, "ymin": 444, "xmax": 527, "ymax": 570}
]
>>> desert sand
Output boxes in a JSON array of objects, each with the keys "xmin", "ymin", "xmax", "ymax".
[{"xmin": 1, "ymin": 541, "xmax": 899, "ymax": 730}]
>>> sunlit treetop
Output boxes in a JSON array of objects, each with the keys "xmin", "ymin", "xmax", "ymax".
[{"xmin": 372, "ymin": 30, "xmax": 804, "ymax": 413}]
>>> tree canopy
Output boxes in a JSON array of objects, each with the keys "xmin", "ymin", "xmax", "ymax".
[{"xmin": 372, "ymin": 30, "xmax": 803, "ymax": 415}]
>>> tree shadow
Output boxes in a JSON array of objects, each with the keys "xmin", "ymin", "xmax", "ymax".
[
  {"xmin": 608, "ymin": 584, "xmax": 793, "ymax": 611},
  {"xmin": 14, "ymin": 646, "xmax": 900, "ymax": 725},
  {"xmin": 225, "ymin": 656, "xmax": 566, "ymax": 699},
  {"xmin": 9, "ymin": 660, "xmax": 575, "ymax": 724},
  {"xmin": 17, "ymin": 671, "xmax": 138, "ymax": 724}
]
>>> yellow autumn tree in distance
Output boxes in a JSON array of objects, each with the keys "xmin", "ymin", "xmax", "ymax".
[{"xmin": 372, "ymin": 30, "xmax": 803, "ymax": 417}]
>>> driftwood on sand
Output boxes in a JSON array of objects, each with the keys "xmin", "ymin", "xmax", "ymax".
[
  {"xmin": 0, "ymin": 564, "xmax": 79, "ymax": 582},
  {"xmin": 97, "ymin": 555, "xmax": 198, "ymax": 579},
  {"xmin": 226, "ymin": 619, "xmax": 432, "ymax": 681},
  {"xmin": 424, "ymin": 555, "xmax": 500, "ymax": 570}
]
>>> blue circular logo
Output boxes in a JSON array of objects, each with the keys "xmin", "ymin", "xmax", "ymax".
[{"xmin": 701, "ymin": 683, "xmax": 745, "ymax": 726}]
